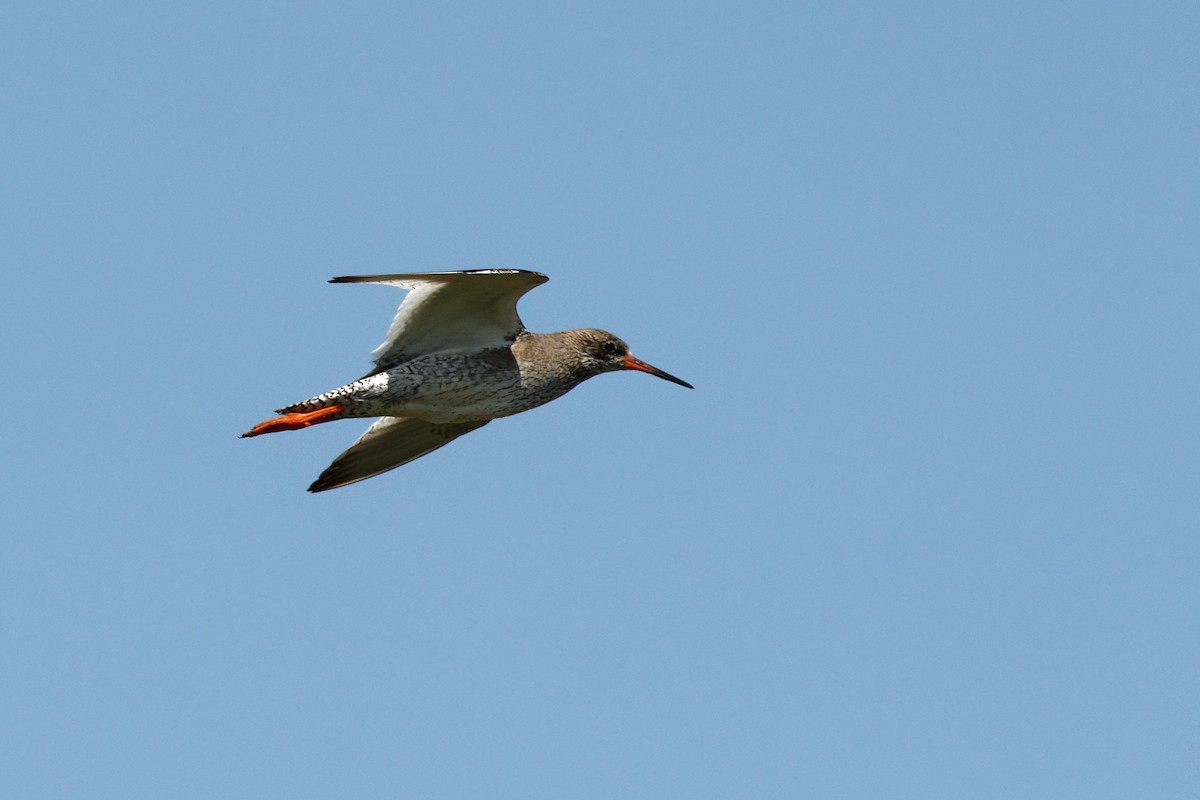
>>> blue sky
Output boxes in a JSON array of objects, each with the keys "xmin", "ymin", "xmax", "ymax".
[{"xmin": 3, "ymin": 2, "xmax": 1197, "ymax": 797}]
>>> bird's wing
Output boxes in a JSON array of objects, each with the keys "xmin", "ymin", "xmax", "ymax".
[
  {"xmin": 330, "ymin": 270, "xmax": 549, "ymax": 376},
  {"xmin": 308, "ymin": 416, "xmax": 490, "ymax": 492}
]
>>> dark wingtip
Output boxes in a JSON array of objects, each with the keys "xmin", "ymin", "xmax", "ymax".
[
  {"xmin": 307, "ymin": 473, "xmax": 339, "ymax": 492},
  {"xmin": 329, "ymin": 270, "xmax": 547, "ymax": 284}
]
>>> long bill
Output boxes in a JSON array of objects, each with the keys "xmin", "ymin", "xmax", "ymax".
[{"xmin": 622, "ymin": 355, "xmax": 694, "ymax": 389}]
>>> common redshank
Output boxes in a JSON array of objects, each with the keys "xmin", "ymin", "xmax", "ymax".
[{"xmin": 242, "ymin": 270, "xmax": 692, "ymax": 491}]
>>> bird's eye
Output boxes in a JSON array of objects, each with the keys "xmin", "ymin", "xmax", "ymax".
[{"xmin": 602, "ymin": 340, "xmax": 618, "ymax": 354}]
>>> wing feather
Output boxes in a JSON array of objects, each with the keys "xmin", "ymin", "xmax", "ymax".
[
  {"xmin": 308, "ymin": 416, "xmax": 490, "ymax": 492},
  {"xmin": 330, "ymin": 269, "xmax": 548, "ymax": 375}
]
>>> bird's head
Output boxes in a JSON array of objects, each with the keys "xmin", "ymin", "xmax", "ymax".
[{"xmin": 572, "ymin": 328, "xmax": 693, "ymax": 389}]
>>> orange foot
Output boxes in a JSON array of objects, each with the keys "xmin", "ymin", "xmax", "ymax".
[{"xmin": 240, "ymin": 404, "xmax": 347, "ymax": 438}]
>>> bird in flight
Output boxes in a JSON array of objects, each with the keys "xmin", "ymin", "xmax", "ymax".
[{"xmin": 242, "ymin": 270, "xmax": 692, "ymax": 491}]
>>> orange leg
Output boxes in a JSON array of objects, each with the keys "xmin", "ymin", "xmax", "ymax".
[{"xmin": 240, "ymin": 404, "xmax": 347, "ymax": 438}]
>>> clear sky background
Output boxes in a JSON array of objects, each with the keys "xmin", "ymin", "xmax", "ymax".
[{"xmin": 3, "ymin": 2, "xmax": 1197, "ymax": 797}]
